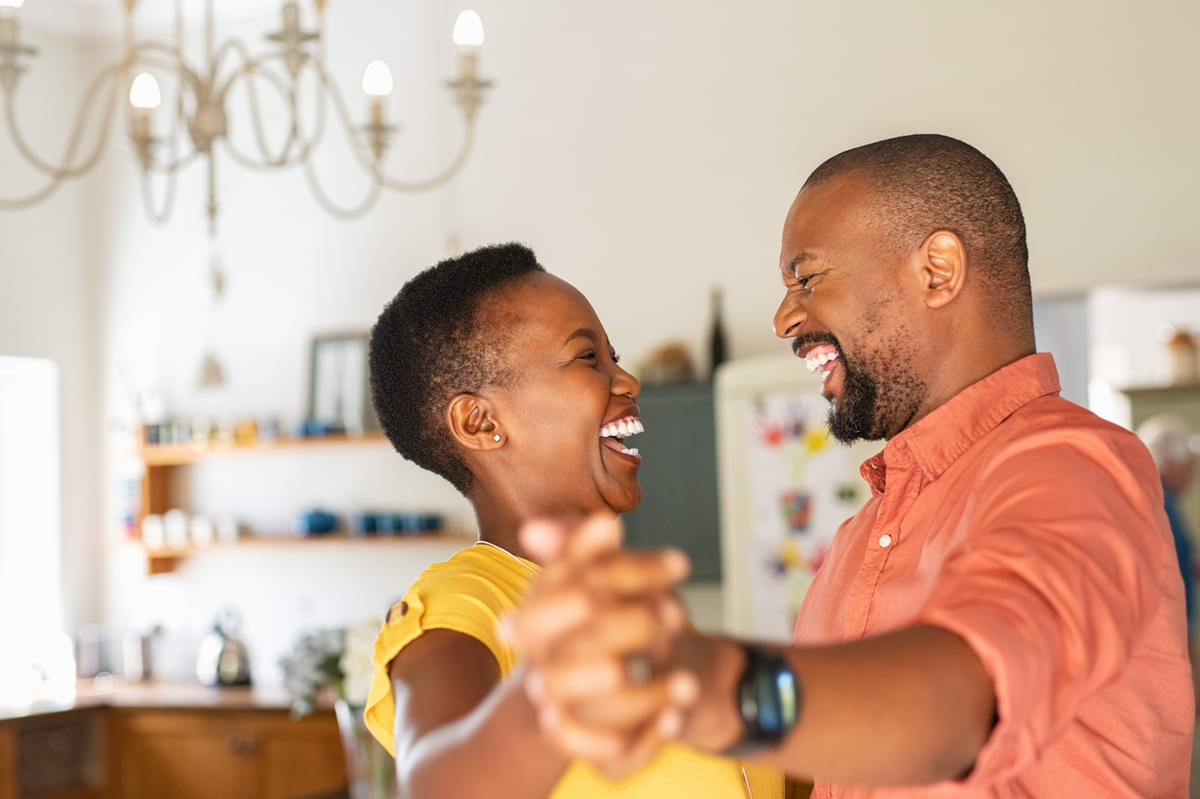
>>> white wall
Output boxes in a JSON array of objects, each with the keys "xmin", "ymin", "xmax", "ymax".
[
  {"xmin": 0, "ymin": 31, "xmax": 106, "ymax": 634},
  {"xmin": 5, "ymin": 0, "xmax": 1200, "ymax": 683}
]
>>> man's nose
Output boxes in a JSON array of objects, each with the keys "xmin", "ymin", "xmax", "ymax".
[{"xmin": 774, "ymin": 294, "xmax": 806, "ymax": 339}]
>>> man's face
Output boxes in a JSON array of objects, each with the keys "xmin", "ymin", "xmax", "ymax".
[{"xmin": 773, "ymin": 173, "xmax": 929, "ymax": 444}]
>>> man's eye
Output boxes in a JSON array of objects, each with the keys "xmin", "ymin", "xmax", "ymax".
[
  {"xmin": 794, "ymin": 273, "xmax": 815, "ymax": 292},
  {"xmin": 610, "ymin": 353, "xmax": 621, "ymax": 365},
  {"xmin": 578, "ymin": 351, "xmax": 597, "ymax": 361}
]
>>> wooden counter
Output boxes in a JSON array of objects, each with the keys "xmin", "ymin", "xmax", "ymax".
[{"xmin": 0, "ymin": 682, "xmax": 349, "ymax": 799}]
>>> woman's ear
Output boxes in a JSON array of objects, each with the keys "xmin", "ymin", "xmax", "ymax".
[
  {"xmin": 920, "ymin": 230, "xmax": 967, "ymax": 310},
  {"xmin": 446, "ymin": 394, "xmax": 505, "ymax": 451}
]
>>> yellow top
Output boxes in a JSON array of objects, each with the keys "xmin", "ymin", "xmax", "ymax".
[{"xmin": 365, "ymin": 543, "xmax": 784, "ymax": 799}]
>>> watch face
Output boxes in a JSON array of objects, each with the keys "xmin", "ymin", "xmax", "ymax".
[{"xmin": 738, "ymin": 645, "xmax": 801, "ymax": 742}]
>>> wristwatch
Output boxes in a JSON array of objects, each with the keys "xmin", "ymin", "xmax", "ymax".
[{"xmin": 726, "ymin": 643, "xmax": 802, "ymax": 757}]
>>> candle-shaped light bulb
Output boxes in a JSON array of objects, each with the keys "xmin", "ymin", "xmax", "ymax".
[
  {"xmin": 452, "ymin": 10, "xmax": 484, "ymax": 48},
  {"xmin": 129, "ymin": 72, "xmax": 162, "ymax": 110},
  {"xmin": 361, "ymin": 59, "xmax": 393, "ymax": 97}
]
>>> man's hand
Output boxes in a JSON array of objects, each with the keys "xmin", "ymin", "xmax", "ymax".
[{"xmin": 501, "ymin": 515, "xmax": 702, "ymax": 778}]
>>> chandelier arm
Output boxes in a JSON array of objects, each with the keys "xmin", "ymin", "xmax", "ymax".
[
  {"xmin": 267, "ymin": 51, "xmax": 330, "ymax": 165},
  {"xmin": 0, "ymin": 172, "xmax": 68, "ymax": 209},
  {"xmin": 314, "ymin": 61, "xmax": 480, "ymax": 193},
  {"xmin": 218, "ymin": 58, "xmax": 323, "ymax": 174},
  {"xmin": 216, "ymin": 43, "xmax": 303, "ymax": 167},
  {"xmin": 140, "ymin": 59, "xmax": 189, "ymax": 174},
  {"xmin": 2, "ymin": 59, "xmax": 126, "ymax": 179},
  {"xmin": 374, "ymin": 121, "xmax": 477, "ymax": 192},
  {"xmin": 218, "ymin": 63, "xmax": 325, "ymax": 174},
  {"xmin": 300, "ymin": 152, "xmax": 382, "ymax": 220},
  {"xmin": 129, "ymin": 40, "xmax": 196, "ymax": 82},
  {"xmin": 146, "ymin": 149, "xmax": 201, "ymax": 174},
  {"xmin": 139, "ymin": 160, "xmax": 180, "ymax": 224},
  {"xmin": 303, "ymin": 15, "xmax": 331, "ymax": 158},
  {"xmin": 221, "ymin": 135, "xmax": 289, "ymax": 173},
  {"xmin": 112, "ymin": 43, "xmax": 206, "ymax": 173},
  {"xmin": 303, "ymin": 60, "xmax": 330, "ymax": 156}
]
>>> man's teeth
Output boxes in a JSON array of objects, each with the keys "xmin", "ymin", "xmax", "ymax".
[
  {"xmin": 600, "ymin": 417, "xmax": 644, "ymax": 439},
  {"xmin": 805, "ymin": 350, "xmax": 839, "ymax": 374}
]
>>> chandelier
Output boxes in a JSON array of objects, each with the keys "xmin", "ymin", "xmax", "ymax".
[{"xmin": 0, "ymin": 0, "xmax": 494, "ymax": 230}]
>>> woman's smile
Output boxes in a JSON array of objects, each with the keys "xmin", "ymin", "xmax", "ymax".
[{"xmin": 599, "ymin": 413, "xmax": 644, "ymax": 463}]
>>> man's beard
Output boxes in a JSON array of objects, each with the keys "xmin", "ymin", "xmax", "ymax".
[
  {"xmin": 828, "ymin": 358, "xmax": 882, "ymax": 444},
  {"xmin": 826, "ymin": 347, "xmax": 927, "ymax": 445}
]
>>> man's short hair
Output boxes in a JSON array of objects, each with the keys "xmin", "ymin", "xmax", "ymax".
[
  {"xmin": 369, "ymin": 243, "xmax": 545, "ymax": 493},
  {"xmin": 805, "ymin": 134, "xmax": 1031, "ymax": 324}
]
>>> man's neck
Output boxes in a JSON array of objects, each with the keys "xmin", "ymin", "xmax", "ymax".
[{"xmin": 902, "ymin": 345, "xmax": 1037, "ymax": 434}]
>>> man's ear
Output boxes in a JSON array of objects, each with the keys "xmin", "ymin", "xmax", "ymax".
[
  {"xmin": 919, "ymin": 230, "xmax": 967, "ymax": 310},
  {"xmin": 446, "ymin": 393, "xmax": 504, "ymax": 452}
]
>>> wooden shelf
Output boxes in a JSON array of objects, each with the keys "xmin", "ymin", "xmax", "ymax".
[
  {"xmin": 132, "ymin": 429, "xmax": 441, "ymax": 574},
  {"xmin": 139, "ymin": 432, "xmax": 389, "ymax": 467},
  {"xmin": 141, "ymin": 532, "xmax": 474, "ymax": 575}
]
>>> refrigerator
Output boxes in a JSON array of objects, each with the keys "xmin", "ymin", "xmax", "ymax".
[{"xmin": 715, "ymin": 354, "xmax": 879, "ymax": 642}]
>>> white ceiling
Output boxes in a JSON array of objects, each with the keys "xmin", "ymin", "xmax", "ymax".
[{"xmin": 18, "ymin": 0, "xmax": 287, "ymax": 39}]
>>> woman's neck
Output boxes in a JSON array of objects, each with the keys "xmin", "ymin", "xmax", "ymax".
[
  {"xmin": 469, "ymin": 490, "xmax": 539, "ymax": 563},
  {"xmin": 468, "ymin": 488, "xmax": 591, "ymax": 566}
]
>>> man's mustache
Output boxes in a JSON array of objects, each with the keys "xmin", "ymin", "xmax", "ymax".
[{"xmin": 791, "ymin": 332, "xmax": 841, "ymax": 357}]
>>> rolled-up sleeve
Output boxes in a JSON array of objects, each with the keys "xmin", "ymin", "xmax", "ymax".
[{"xmin": 914, "ymin": 430, "xmax": 1177, "ymax": 785}]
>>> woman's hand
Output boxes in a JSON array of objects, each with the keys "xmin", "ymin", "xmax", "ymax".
[{"xmin": 502, "ymin": 515, "xmax": 701, "ymax": 779}]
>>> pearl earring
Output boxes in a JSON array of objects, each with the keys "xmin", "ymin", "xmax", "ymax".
[{"xmin": 493, "ymin": 434, "xmax": 501, "ymax": 442}]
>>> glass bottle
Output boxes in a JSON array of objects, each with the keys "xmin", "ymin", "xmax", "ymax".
[{"xmin": 709, "ymin": 286, "xmax": 728, "ymax": 377}]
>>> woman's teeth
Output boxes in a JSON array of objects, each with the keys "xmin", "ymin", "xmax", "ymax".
[
  {"xmin": 600, "ymin": 417, "xmax": 644, "ymax": 439},
  {"xmin": 600, "ymin": 417, "xmax": 644, "ymax": 458}
]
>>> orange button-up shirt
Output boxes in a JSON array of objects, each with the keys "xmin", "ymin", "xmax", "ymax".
[{"xmin": 795, "ymin": 353, "xmax": 1193, "ymax": 798}]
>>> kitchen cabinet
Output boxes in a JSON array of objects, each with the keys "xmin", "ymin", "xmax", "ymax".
[
  {"xmin": 1, "ymin": 689, "xmax": 349, "ymax": 799},
  {"xmin": 0, "ymin": 708, "xmax": 107, "ymax": 799},
  {"xmin": 110, "ymin": 708, "xmax": 345, "ymax": 799}
]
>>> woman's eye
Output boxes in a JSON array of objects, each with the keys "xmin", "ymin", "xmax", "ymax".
[
  {"xmin": 578, "ymin": 351, "xmax": 597, "ymax": 361},
  {"xmin": 611, "ymin": 353, "xmax": 621, "ymax": 365}
]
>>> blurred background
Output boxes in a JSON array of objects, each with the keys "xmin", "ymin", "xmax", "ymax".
[{"xmin": 1, "ymin": 1, "xmax": 1198, "ymax": 797}]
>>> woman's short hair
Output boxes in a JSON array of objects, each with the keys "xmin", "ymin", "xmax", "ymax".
[{"xmin": 369, "ymin": 243, "xmax": 545, "ymax": 493}]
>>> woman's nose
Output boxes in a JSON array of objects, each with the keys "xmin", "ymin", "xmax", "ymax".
[{"xmin": 612, "ymin": 363, "xmax": 640, "ymax": 398}]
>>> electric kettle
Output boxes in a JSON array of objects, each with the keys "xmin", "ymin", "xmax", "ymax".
[{"xmin": 195, "ymin": 608, "xmax": 252, "ymax": 686}]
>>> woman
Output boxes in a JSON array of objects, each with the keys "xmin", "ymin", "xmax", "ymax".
[{"xmin": 363, "ymin": 243, "xmax": 782, "ymax": 798}]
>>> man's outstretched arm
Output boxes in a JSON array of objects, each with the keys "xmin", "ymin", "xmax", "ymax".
[{"xmin": 506, "ymin": 516, "xmax": 996, "ymax": 787}]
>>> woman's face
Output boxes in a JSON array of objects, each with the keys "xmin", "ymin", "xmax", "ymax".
[{"xmin": 479, "ymin": 272, "xmax": 643, "ymax": 516}]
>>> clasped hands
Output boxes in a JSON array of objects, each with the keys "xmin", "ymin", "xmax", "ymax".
[{"xmin": 500, "ymin": 515, "xmax": 740, "ymax": 779}]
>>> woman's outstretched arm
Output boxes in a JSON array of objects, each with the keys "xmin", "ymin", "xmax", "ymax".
[{"xmin": 390, "ymin": 629, "xmax": 568, "ymax": 799}]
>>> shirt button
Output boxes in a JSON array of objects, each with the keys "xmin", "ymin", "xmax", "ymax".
[{"xmin": 878, "ymin": 534, "xmax": 893, "ymax": 548}]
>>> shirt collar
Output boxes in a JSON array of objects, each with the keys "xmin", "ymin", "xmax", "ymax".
[{"xmin": 861, "ymin": 353, "xmax": 1062, "ymax": 491}]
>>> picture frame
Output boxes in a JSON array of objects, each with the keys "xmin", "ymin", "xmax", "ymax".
[{"xmin": 306, "ymin": 332, "xmax": 378, "ymax": 434}]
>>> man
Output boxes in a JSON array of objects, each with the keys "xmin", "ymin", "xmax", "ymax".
[{"xmin": 505, "ymin": 135, "xmax": 1194, "ymax": 796}]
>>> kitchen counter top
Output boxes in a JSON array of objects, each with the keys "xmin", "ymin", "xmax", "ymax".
[{"xmin": 0, "ymin": 679, "xmax": 329, "ymax": 723}]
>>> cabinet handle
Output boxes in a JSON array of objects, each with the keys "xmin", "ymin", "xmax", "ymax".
[{"xmin": 228, "ymin": 735, "xmax": 258, "ymax": 756}]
